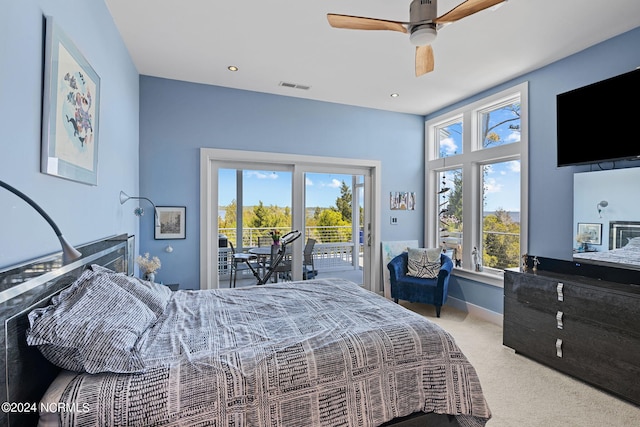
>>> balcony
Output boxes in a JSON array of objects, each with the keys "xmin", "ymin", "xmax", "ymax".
[{"xmin": 217, "ymin": 226, "xmax": 363, "ymax": 287}]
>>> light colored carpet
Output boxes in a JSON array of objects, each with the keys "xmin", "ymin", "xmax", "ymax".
[{"xmin": 400, "ymin": 302, "xmax": 640, "ymax": 427}]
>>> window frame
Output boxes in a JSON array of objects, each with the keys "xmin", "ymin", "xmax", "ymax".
[{"xmin": 424, "ymin": 82, "xmax": 529, "ymax": 288}]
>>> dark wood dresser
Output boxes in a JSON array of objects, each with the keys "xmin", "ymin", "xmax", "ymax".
[{"xmin": 503, "ymin": 267, "xmax": 640, "ymax": 405}]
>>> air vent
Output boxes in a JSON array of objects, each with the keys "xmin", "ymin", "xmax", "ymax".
[{"xmin": 279, "ymin": 81, "xmax": 311, "ymax": 91}]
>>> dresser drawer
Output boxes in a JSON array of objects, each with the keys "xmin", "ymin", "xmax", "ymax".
[
  {"xmin": 504, "ymin": 297, "xmax": 640, "ymax": 366},
  {"xmin": 503, "ymin": 319, "xmax": 640, "ymax": 405},
  {"xmin": 504, "ymin": 271, "xmax": 640, "ymax": 332},
  {"xmin": 504, "ymin": 271, "xmax": 562, "ymax": 306}
]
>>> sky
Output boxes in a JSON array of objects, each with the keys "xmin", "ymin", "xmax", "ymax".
[
  {"xmin": 439, "ymin": 103, "xmax": 521, "ymax": 212},
  {"xmin": 218, "ymin": 169, "xmax": 356, "ymax": 208}
]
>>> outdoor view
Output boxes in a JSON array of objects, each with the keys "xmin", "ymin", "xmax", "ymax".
[
  {"xmin": 218, "ymin": 170, "xmax": 361, "ymax": 245},
  {"xmin": 217, "ymin": 170, "xmax": 364, "ymax": 280},
  {"xmin": 437, "ymin": 101, "xmax": 521, "ymax": 270}
]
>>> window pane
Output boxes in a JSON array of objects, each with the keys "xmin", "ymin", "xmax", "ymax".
[
  {"xmin": 479, "ymin": 100, "xmax": 520, "ymax": 149},
  {"xmin": 481, "ymin": 161, "xmax": 520, "ymax": 269},
  {"xmin": 438, "ymin": 169, "xmax": 463, "ymax": 266},
  {"xmin": 435, "ymin": 119, "xmax": 462, "ymax": 158},
  {"xmin": 218, "ymin": 168, "xmax": 237, "ymax": 245}
]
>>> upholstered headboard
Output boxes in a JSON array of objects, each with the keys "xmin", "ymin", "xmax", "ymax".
[{"xmin": 0, "ymin": 234, "xmax": 128, "ymax": 427}]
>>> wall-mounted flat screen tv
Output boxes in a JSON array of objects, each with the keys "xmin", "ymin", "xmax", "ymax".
[{"xmin": 557, "ymin": 68, "xmax": 640, "ymax": 167}]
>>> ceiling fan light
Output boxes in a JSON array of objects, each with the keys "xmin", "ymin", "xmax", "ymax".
[{"xmin": 409, "ymin": 25, "xmax": 437, "ymax": 46}]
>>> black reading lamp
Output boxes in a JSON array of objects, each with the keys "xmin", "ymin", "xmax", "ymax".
[{"xmin": 0, "ymin": 179, "xmax": 82, "ymax": 264}]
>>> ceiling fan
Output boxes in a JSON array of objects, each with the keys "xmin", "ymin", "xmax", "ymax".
[{"xmin": 327, "ymin": 0, "xmax": 506, "ymax": 77}]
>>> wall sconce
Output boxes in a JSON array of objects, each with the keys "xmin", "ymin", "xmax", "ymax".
[
  {"xmin": 1, "ymin": 179, "xmax": 82, "ymax": 264},
  {"xmin": 597, "ymin": 200, "xmax": 608, "ymax": 218},
  {"xmin": 119, "ymin": 190, "xmax": 160, "ymax": 226}
]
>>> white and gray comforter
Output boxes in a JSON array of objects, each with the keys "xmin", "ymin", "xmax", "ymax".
[{"xmin": 45, "ymin": 278, "xmax": 491, "ymax": 426}]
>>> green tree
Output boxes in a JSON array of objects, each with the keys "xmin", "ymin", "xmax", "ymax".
[
  {"xmin": 248, "ymin": 201, "xmax": 269, "ymax": 228},
  {"xmin": 448, "ymin": 171, "xmax": 463, "ymax": 223},
  {"xmin": 316, "ymin": 209, "xmax": 350, "ymax": 242},
  {"xmin": 219, "ymin": 199, "xmax": 237, "ymax": 228},
  {"xmin": 483, "ymin": 208, "xmax": 520, "ymax": 269},
  {"xmin": 247, "ymin": 201, "xmax": 291, "ymax": 231},
  {"xmin": 440, "ymin": 170, "xmax": 463, "ymax": 235},
  {"xmin": 335, "ymin": 181, "xmax": 352, "ymax": 222}
]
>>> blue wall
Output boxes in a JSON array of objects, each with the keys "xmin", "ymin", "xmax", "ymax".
[
  {"xmin": 139, "ymin": 28, "xmax": 640, "ymax": 306},
  {"xmin": 0, "ymin": 0, "xmax": 139, "ymax": 268},
  {"xmin": 2, "ymin": 0, "xmax": 639, "ymax": 315},
  {"xmin": 427, "ymin": 28, "xmax": 640, "ymax": 314},
  {"xmin": 139, "ymin": 79, "xmax": 425, "ymax": 289}
]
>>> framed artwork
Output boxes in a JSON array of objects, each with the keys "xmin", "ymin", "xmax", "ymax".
[
  {"xmin": 577, "ymin": 223, "xmax": 602, "ymax": 245},
  {"xmin": 390, "ymin": 192, "xmax": 416, "ymax": 210},
  {"xmin": 155, "ymin": 206, "xmax": 186, "ymax": 240},
  {"xmin": 41, "ymin": 16, "xmax": 101, "ymax": 185}
]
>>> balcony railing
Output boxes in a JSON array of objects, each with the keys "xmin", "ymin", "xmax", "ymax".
[{"xmin": 217, "ymin": 226, "xmax": 363, "ymax": 276}]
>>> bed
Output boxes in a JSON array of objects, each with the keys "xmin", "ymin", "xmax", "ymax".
[
  {"xmin": 0, "ymin": 235, "xmax": 491, "ymax": 427},
  {"xmin": 573, "ymin": 236, "xmax": 640, "ymax": 270}
]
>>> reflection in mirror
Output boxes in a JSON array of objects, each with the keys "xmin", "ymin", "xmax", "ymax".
[{"xmin": 573, "ymin": 167, "xmax": 640, "ymax": 271}]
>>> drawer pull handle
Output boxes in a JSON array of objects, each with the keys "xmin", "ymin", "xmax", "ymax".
[
  {"xmin": 557, "ymin": 283, "xmax": 564, "ymax": 301},
  {"xmin": 556, "ymin": 311, "xmax": 564, "ymax": 329},
  {"xmin": 556, "ymin": 338, "xmax": 563, "ymax": 358}
]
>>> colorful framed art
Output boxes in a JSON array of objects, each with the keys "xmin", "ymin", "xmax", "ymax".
[{"xmin": 41, "ymin": 16, "xmax": 101, "ymax": 185}]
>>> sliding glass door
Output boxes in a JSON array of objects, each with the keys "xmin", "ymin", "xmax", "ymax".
[
  {"xmin": 304, "ymin": 173, "xmax": 364, "ymax": 285},
  {"xmin": 200, "ymin": 148, "xmax": 380, "ymax": 292},
  {"xmin": 217, "ymin": 167, "xmax": 293, "ymax": 286}
]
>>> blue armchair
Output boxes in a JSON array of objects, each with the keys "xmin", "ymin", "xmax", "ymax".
[{"xmin": 387, "ymin": 252, "xmax": 453, "ymax": 317}]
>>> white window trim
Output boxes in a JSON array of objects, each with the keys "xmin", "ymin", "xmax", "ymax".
[{"xmin": 424, "ymin": 82, "xmax": 529, "ymax": 288}]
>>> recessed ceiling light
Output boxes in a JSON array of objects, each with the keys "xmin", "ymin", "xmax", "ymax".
[
  {"xmin": 228, "ymin": 66, "xmax": 238, "ymax": 72},
  {"xmin": 390, "ymin": 93, "xmax": 399, "ymax": 98}
]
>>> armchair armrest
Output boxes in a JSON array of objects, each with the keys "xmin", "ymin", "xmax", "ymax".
[
  {"xmin": 435, "ymin": 253, "xmax": 454, "ymax": 304},
  {"xmin": 387, "ymin": 252, "xmax": 409, "ymax": 285},
  {"xmin": 439, "ymin": 254, "xmax": 454, "ymax": 277}
]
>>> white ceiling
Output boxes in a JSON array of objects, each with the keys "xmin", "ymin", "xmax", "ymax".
[{"xmin": 104, "ymin": 0, "xmax": 640, "ymax": 116}]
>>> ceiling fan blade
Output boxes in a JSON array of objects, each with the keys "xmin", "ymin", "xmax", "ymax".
[
  {"xmin": 415, "ymin": 45, "xmax": 435, "ymax": 77},
  {"xmin": 434, "ymin": 0, "xmax": 505, "ymax": 24},
  {"xmin": 327, "ymin": 14, "xmax": 408, "ymax": 33}
]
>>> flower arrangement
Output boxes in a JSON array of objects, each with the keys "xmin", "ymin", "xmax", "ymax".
[
  {"xmin": 576, "ymin": 232, "xmax": 592, "ymax": 251},
  {"xmin": 575, "ymin": 232, "xmax": 591, "ymax": 244},
  {"xmin": 269, "ymin": 229, "xmax": 281, "ymax": 243},
  {"xmin": 136, "ymin": 252, "xmax": 161, "ymax": 274}
]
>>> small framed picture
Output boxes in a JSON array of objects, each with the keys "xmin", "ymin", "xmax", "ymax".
[
  {"xmin": 390, "ymin": 192, "xmax": 416, "ymax": 210},
  {"xmin": 577, "ymin": 222, "xmax": 602, "ymax": 245},
  {"xmin": 155, "ymin": 206, "xmax": 186, "ymax": 239}
]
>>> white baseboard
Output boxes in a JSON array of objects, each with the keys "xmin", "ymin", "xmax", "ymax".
[{"xmin": 446, "ymin": 296, "xmax": 503, "ymax": 326}]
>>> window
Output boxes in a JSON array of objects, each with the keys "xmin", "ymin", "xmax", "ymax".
[
  {"xmin": 438, "ymin": 169, "xmax": 462, "ymax": 266},
  {"xmin": 425, "ymin": 83, "xmax": 528, "ymax": 285},
  {"xmin": 435, "ymin": 117, "xmax": 463, "ymax": 158}
]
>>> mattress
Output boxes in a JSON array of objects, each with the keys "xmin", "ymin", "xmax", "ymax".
[{"xmin": 36, "ymin": 277, "xmax": 491, "ymax": 426}]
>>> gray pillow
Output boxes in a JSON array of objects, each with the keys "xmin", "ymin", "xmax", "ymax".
[
  {"xmin": 406, "ymin": 247, "xmax": 441, "ymax": 279},
  {"xmin": 88, "ymin": 264, "xmax": 172, "ymax": 317},
  {"xmin": 26, "ymin": 268, "xmax": 155, "ymax": 373}
]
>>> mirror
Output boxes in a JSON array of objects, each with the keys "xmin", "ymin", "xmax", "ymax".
[{"xmin": 573, "ymin": 167, "xmax": 640, "ymax": 271}]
